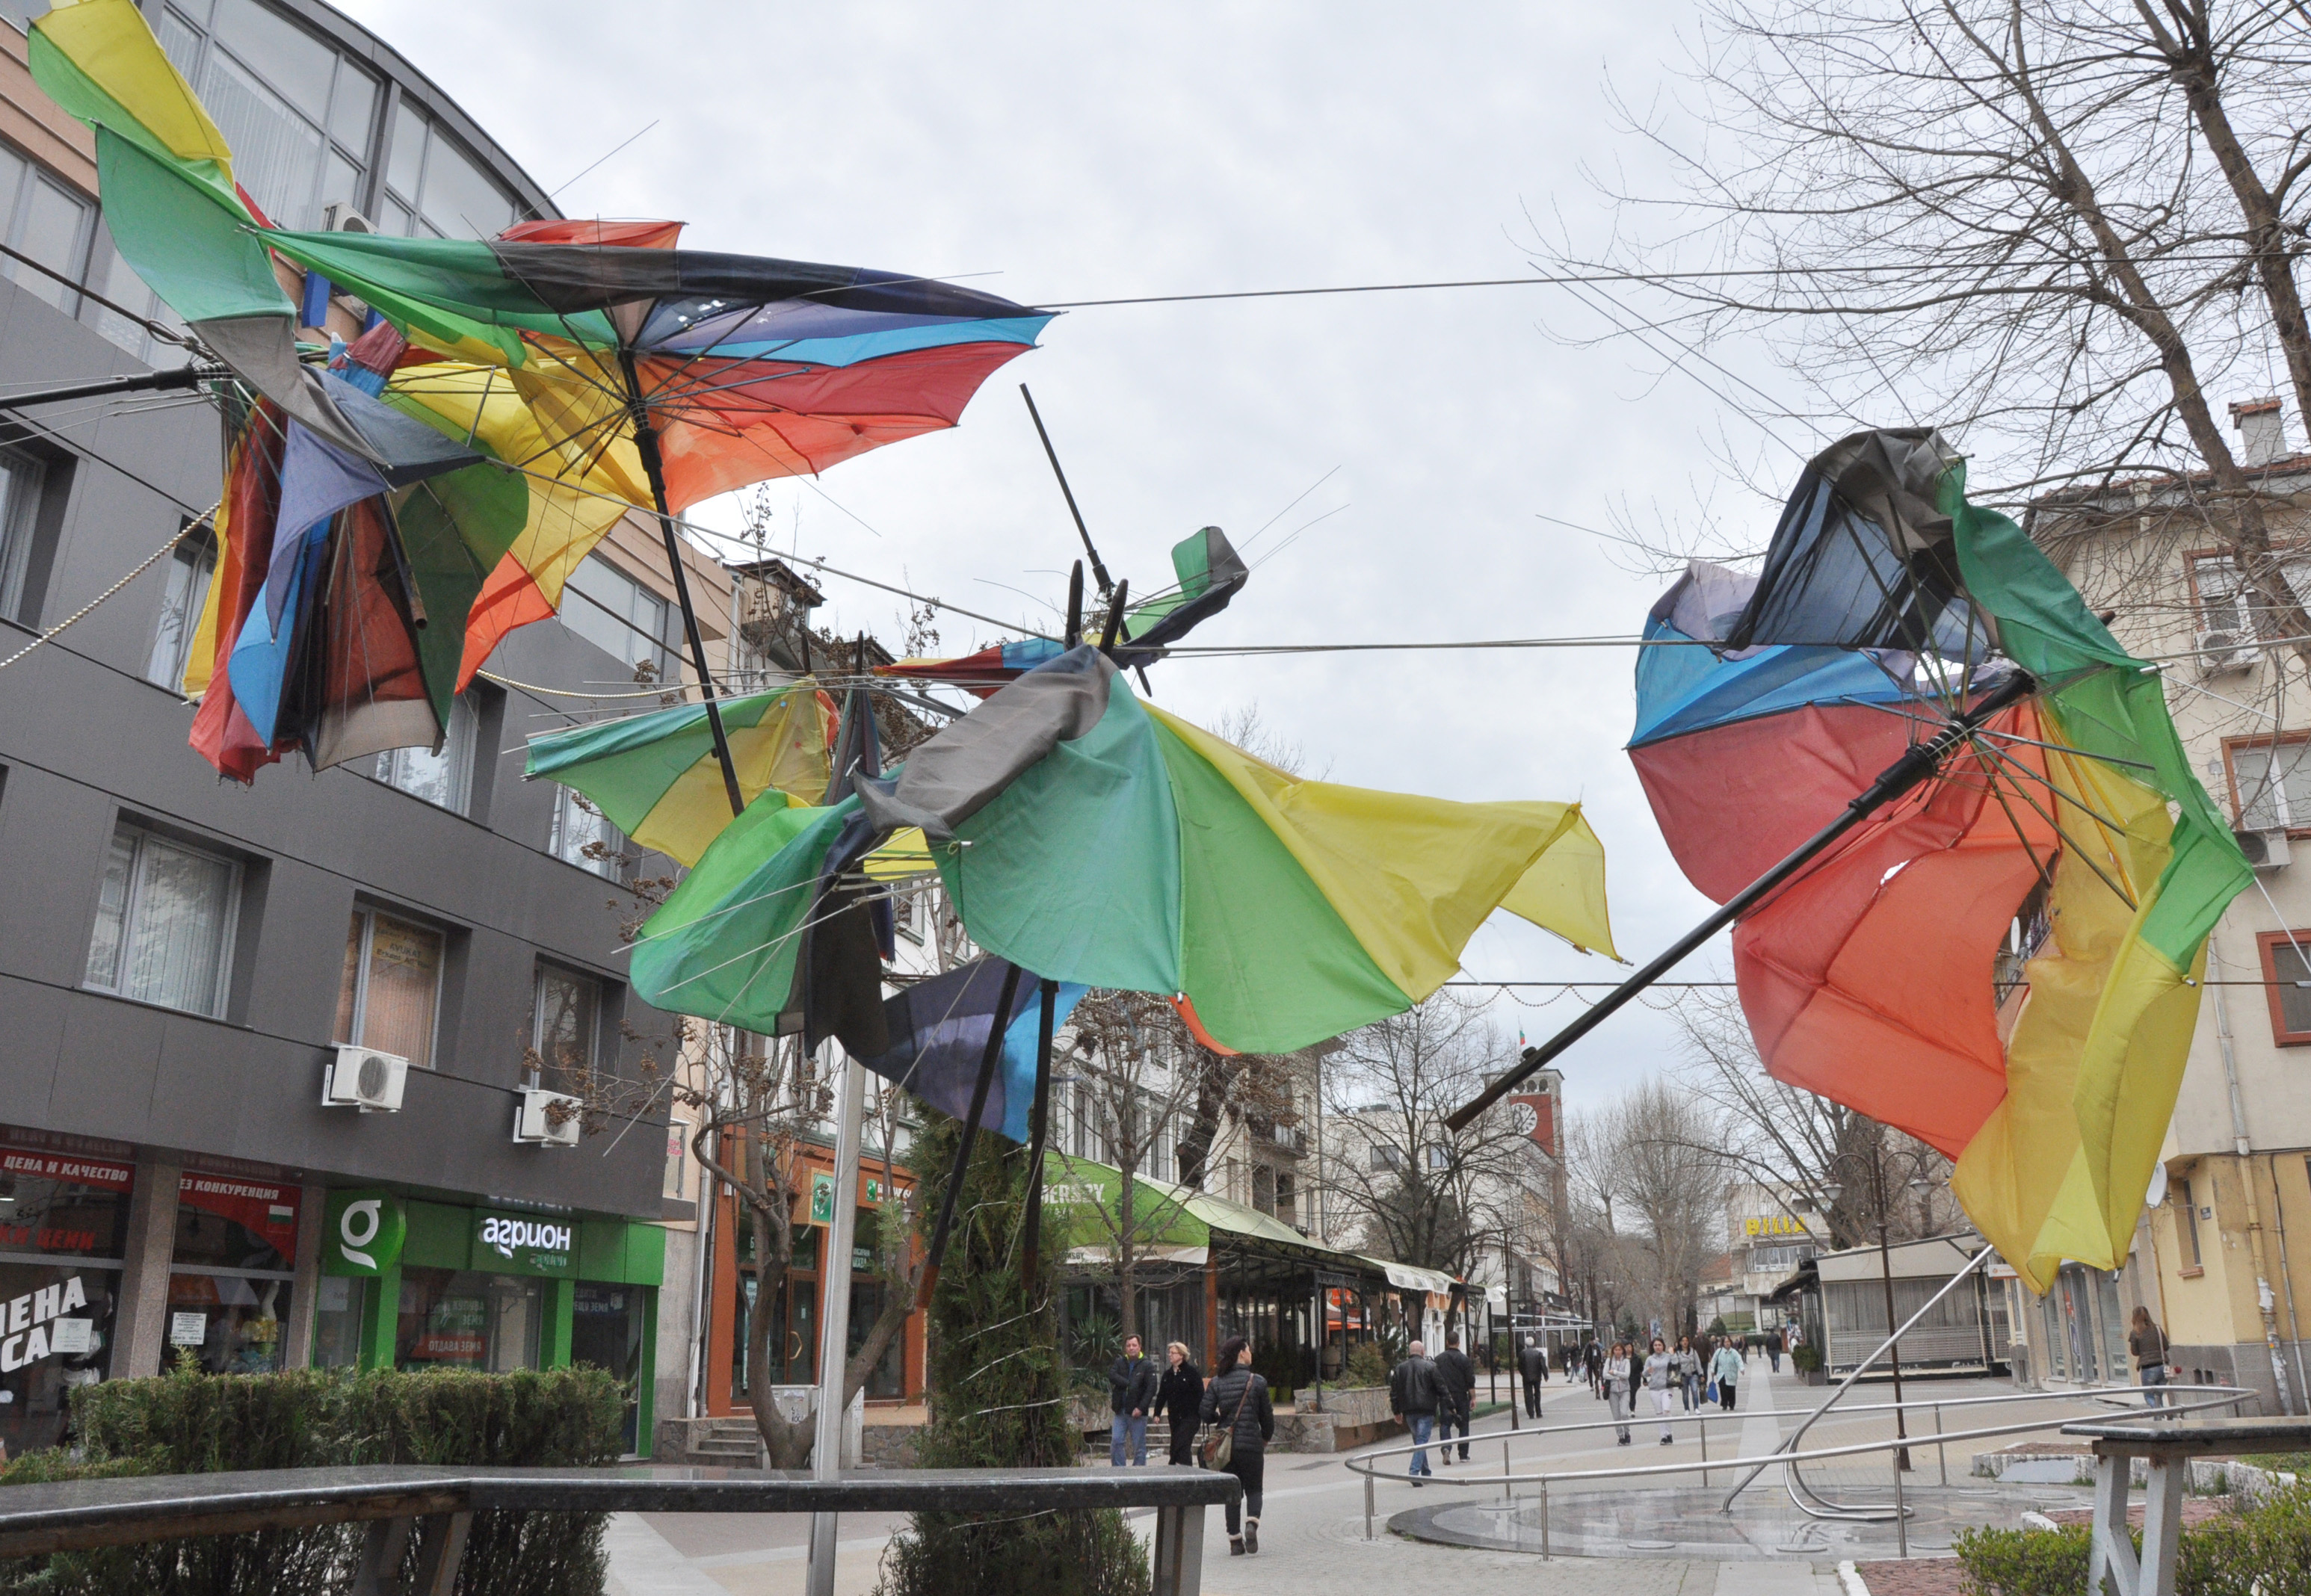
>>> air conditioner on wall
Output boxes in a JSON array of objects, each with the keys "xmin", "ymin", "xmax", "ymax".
[
  {"xmin": 320, "ymin": 202, "xmax": 375, "ymax": 235},
  {"xmin": 323, "ymin": 1046, "xmax": 407, "ymax": 1113},
  {"xmin": 513, "ymin": 1088, "xmax": 582, "ymax": 1148},
  {"xmin": 2197, "ymin": 630, "xmax": 2254, "ymax": 674},
  {"xmin": 2236, "ymin": 827, "xmax": 2293, "ymax": 870}
]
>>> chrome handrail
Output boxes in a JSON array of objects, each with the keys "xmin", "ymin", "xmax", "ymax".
[{"xmin": 1339, "ymin": 1382, "xmax": 2250, "ymax": 1550}]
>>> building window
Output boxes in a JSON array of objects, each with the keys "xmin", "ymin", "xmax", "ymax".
[
  {"xmin": 2191, "ymin": 550, "xmax": 2311, "ymax": 641},
  {"xmin": 0, "ymin": 140, "xmax": 91, "ymax": 315},
  {"xmin": 375, "ymin": 693, "xmax": 477, "ymax": 811},
  {"xmin": 548, "ymin": 787, "xmax": 624, "ymax": 879},
  {"xmin": 533, "ymin": 962, "xmax": 600, "ymax": 1083},
  {"xmin": 2256, "ymin": 931, "xmax": 2311, "ymax": 1045},
  {"xmin": 1424, "ymin": 1143, "xmax": 1451, "ymax": 1172},
  {"xmin": 146, "ymin": 528, "xmax": 217, "ymax": 693},
  {"xmin": 333, "ymin": 908, "xmax": 443, "ymax": 1069},
  {"xmin": 1370, "ymin": 1145, "xmax": 1404, "ymax": 1174},
  {"xmin": 83, "ymin": 823, "xmax": 239, "ymax": 1018},
  {"xmin": 2176, "ymin": 1177, "xmax": 2203, "ymax": 1269},
  {"xmin": 377, "ymin": 100, "xmax": 518, "ymax": 240},
  {"xmin": 559, "ymin": 556, "xmax": 672, "ymax": 681},
  {"xmin": 663, "ymin": 1120, "xmax": 689, "ymax": 1201},
  {"xmin": 151, "ymin": 0, "xmax": 377, "ymax": 233},
  {"xmin": 2227, "ymin": 736, "xmax": 2311, "ymax": 833},
  {"xmin": 0, "ymin": 443, "xmax": 49, "ymax": 625},
  {"xmin": 1251, "ymin": 1164, "xmax": 1276, "ymax": 1216}
]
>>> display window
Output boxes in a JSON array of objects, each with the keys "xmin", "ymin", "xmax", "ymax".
[
  {"xmin": 163, "ymin": 1172, "xmax": 300, "ymax": 1376},
  {"xmin": 0, "ymin": 1146, "xmax": 134, "ymax": 1456},
  {"xmin": 573, "ymin": 1282, "xmax": 645, "ymax": 1451},
  {"xmin": 396, "ymin": 1268, "xmax": 541, "ymax": 1371}
]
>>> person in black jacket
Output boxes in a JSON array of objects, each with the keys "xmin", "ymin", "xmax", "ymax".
[
  {"xmin": 1434, "ymin": 1333, "xmax": 1476, "ymax": 1462},
  {"xmin": 1108, "ymin": 1335, "xmax": 1159, "ymax": 1466},
  {"xmin": 1200, "ymin": 1336, "xmax": 1274, "ymax": 1556},
  {"xmin": 1157, "ymin": 1341, "xmax": 1204, "ymax": 1466},
  {"xmin": 1517, "ymin": 1337, "xmax": 1549, "ymax": 1419},
  {"xmin": 1389, "ymin": 1340, "xmax": 1441, "ymax": 1482}
]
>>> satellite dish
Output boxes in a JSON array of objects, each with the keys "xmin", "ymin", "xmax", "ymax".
[{"xmin": 2145, "ymin": 1164, "xmax": 2169, "ymax": 1209}]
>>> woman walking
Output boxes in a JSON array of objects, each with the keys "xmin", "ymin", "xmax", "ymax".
[
  {"xmin": 1604, "ymin": 1340, "xmax": 1635, "ymax": 1444},
  {"xmin": 2129, "ymin": 1308, "xmax": 2172, "ymax": 1408},
  {"xmin": 1675, "ymin": 1335, "xmax": 1703, "ymax": 1411},
  {"xmin": 1709, "ymin": 1336, "xmax": 1744, "ymax": 1412},
  {"xmin": 1158, "ymin": 1341, "xmax": 1205, "ymax": 1465},
  {"xmin": 1643, "ymin": 1335, "xmax": 1679, "ymax": 1445},
  {"xmin": 1200, "ymin": 1337, "xmax": 1275, "ymax": 1556}
]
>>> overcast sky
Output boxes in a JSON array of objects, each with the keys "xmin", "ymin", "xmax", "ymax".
[{"xmin": 341, "ymin": 0, "xmax": 1815, "ymax": 1117}]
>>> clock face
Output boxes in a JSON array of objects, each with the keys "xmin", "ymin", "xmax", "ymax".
[{"xmin": 1509, "ymin": 1101, "xmax": 1540, "ymax": 1137}]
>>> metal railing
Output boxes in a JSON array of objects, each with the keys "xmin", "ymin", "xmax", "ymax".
[{"xmin": 1340, "ymin": 1382, "xmax": 2250, "ymax": 1557}]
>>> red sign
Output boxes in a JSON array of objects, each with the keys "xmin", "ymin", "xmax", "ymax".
[
  {"xmin": 177, "ymin": 1174, "xmax": 300, "ymax": 1255},
  {"xmin": 1, "ymin": 1151, "xmax": 135, "ymax": 1190},
  {"xmin": 413, "ymin": 1334, "xmax": 485, "ymax": 1361}
]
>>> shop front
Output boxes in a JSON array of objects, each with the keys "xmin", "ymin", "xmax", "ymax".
[
  {"xmin": 314, "ymin": 1190, "xmax": 664, "ymax": 1454},
  {"xmin": 703, "ymin": 1147, "xmax": 922, "ymax": 1416},
  {"xmin": 0, "ymin": 1134, "xmax": 134, "ymax": 1456},
  {"xmin": 163, "ymin": 1166, "xmax": 302, "ymax": 1376}
]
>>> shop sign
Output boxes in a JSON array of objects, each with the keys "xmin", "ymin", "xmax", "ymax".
[
  {"xmin": 0, "ymin": 1151, "xmax": 134, "ymax": 1257},
  {"xmin": 1741, "ymin": 1216, "xmax": 1813, "ymax": 1238},
  {"xmin": 474, "ymin": 1211, "xmax": 572, "ymax": 1275},
  {"xmin": 169, "ymin": 1311, "xmax": 206, "ymax": 1347},
  {"xmin": 179, "ymin": 1173, "xmax": 299, "ymax": 1257},
  {"xmin": 808, "ymin": 1172, "xmax": 903, "ymax": 1225},
  {"xmin": 322, "ymin": 1190, "xmax": 405, "ymax": 1278},
  {"xmin": 0, "ymin": 1275, "xmax": 91, "ymax": 1372}
]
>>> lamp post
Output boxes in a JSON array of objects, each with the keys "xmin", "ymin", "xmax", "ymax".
[{"xmin": 1826, "ymin": 1151, "xmax": 1913, "ymax": 1471}]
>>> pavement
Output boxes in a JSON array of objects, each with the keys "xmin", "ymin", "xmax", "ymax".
[{"xmin": 604, "ymin": 1356, "xmax": 2078, "ymax": 1596}]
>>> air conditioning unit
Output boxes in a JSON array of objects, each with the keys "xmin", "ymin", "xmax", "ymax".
[
  {"xmin": 2197, "ymin": 630, "xmax": 2254, "ymax": 674},
  {"xmin": 2236, "ymin": 826, "xmax": 2294, "ymax": 870},
  {"xmin": 320, "ymin": 202, "xmax": 375, "ymax": 235},
  {"xmin": 323, "ymin": 1045, "xmax": 407, "ymax": 1113},
  {"xmin": 513, "ymin": 1088, "xmax": 583, "ymax": 1147}
]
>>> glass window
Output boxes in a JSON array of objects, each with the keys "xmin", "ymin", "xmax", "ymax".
[
  {"xmin": 311, "ymin": 1274, "xmax": 368, "ymax": 1369},
  {"xmin": 395, "ymin": 1268, "xmax": 540, "ymax": 1371},
  {"xmin": 14, "ymin": 173, "xmax": 89, "ymax": 312},
  {"xmin": 560, "ymin": 556, "xmax": 672, "ymax": 681},
  {"xmin": 533, "ymin": 963, "xmax": 600, "ymax": 1080},
  {"xmin": 572, "ymin": 1283, "xmax": 645, "ymax": 1452},
  {"xmin": 0, "ymin": 2, "xmax": 55, "ymax": 31},
  {"xmin": 379, "ymin": 104, "xmax": 517, "ymax": 241},
  {"xmin": 198, "ymin": 49, "xmax": 324, "ymax": 229},
  {"xmin": 0, "ymin": 445, "xmax": 48, "ymax": 625},
  {"xmin": 163, "ymin": 1172, "xmax": 297, "ymax": 1375},
  {"xmin": 326, "ymin": 61, "xmax": 377, "ymax": 152},
  {"xmin": 549, "ymin": 787, "xmax": 625, "ymax": 879},
  {"xmin": 2192, "ymin": 551, "xmax": 2311, "ymax": 640},
  {"xmin": 146, "ymin": 529, "xmax": 217, "ymax": 692},
  {"xmin": 663, "ymin": 1121, "xmax": 688, "ymax": 1201},
  {"xmin": 2262, "ymin": 934, "xmax": 2311, "ymax": 1043},
  {"xmin": 375, "ymin": 692, "xmax": 476, "ymax": 811},
  {"xmin": 385, "ymin": 100, "xmax": 427, "ymax": 215},
  {"xmin": 209, "ymin": 0, "xmax": 333, "ymax": 123},
  {"xmin": 333, "ymin": 908, "xmax": 444, "ymax": 1069},
  {"xmin": 83, "ymin": 823, "xmax": 240, "ymax": 1018},
  {"xmin": 2230, "ymin": 739, "xmax": 2311, "ymax": 832},
  {"xmin": 0, "ymin": 1145, "xmax": 132, "ymax": 1458},
  {"xmin": 2177, "ymin": 1178, "xmax": 2203, "ymax": 1268}
]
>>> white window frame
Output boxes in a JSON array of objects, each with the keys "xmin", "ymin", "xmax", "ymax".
[
  {"xmin": 531, "ymin": 961, "xmax": 602, "ymax": 1085},
  {"xmin": 82, "ymin": 822, "xmax": 241, "ymax": 1019},
  {"xmin": 375, "ymin": 693, "xmax": 478, "ymax": 812},
  {"xmin": 547, "ymin": 785, "xmax": 625, "ymax": 879},
  {"xmin": 338, "ymin": 905, "xmax": 443, "ymax": 1070},
  {"xmin": 146, "ymin": 524, "xmax": 217, "ymax": 692}
]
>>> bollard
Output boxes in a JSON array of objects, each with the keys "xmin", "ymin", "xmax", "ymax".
[
  {"xmin": 1934, "ymin": 1404, "xmax": 1947, "ymax": 1487},
  {"xmin": 1540, "ymin": 1474, "xmax": 1551, "ymax": 1560},
  {"xmin": 1502, "ymin": 1439, "xmax": 1513, "ymax": 1504},
  {"xmin": 1364, "ymin": 1471, "xmax": 1374, "ymax": 1540},
  {"xmin": 1893, "ymin": 1437, "xmax": 1909, "ymax": 1559},
  {"xmin": 1698, "ymin": 1413, "xmax": 1708, "ymax": 1485}
]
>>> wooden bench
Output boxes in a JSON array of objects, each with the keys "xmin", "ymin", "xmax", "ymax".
[{"xmin": 2061, "ymin": 1416, "xmax": 2311, "ymax": 1596}]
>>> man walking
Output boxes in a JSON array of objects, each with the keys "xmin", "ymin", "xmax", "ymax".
[
  {"xmin": 1434, "ymin": 1332, "xmax": 1476, "ymax": 1463},
  {"xmin": 1108, "ymin": 1334, "xmax": 1158, "ymax": 1466},
  {"xmin": 1389, "ymin": 1340, "xmax": 1442, "ymax": 1482},
  {"xmin": 1585, "ymin": 1337, "xmax": 1604, "ymax": 1398},
  {"xmin": 1517, "ymin": 1336, "xmax": 1548, "ymax": 1420}
]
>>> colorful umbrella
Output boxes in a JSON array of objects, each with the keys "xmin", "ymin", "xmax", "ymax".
[
  {"xmin": 629, "ymin": 644, "xmax": 1617, "ymax": 1056},
  {"xmin": 32, "ymin": 0, "xmax": 1049, "ymax": 799},
  {"xmin": 1469, "ymin": 428, "xmax": 2250, "ymax": 1294},
  {"xmin": 523, "ymin": 682, "xmax": 834, "ymax": 867}
]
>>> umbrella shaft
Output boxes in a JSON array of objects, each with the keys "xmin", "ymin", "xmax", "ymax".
[
  {"xmin": 618, "ymin": 350, "xmax": 745, "ymax": 817},
  {"xmin": 1446, "ymin": 669, "xmax": 2036, "ymax": 1131}
]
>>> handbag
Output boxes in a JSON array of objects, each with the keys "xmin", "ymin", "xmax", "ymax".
[
  {"xmin": 1200, "ymin": 1376, "xmax": 1253, "ymax": 1470},
  {"xmin": 1705, "ymin": 1379, "xmax": 1719, "ymax": 1403}
]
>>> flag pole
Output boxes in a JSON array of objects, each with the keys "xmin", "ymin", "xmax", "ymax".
[
  {"xmin": 619, "ymin": 350, "xmax": 746, "ymax": 817},
  {"xmin": 1445, "ymin": 669, "xmax": 2037, "ymax": 1133},
  {"xmin": 806, "ymin": 1042, "xmax": 866, "ymax": 1596},
  {"xmin": 1022, "ymin": 978, "xmax": 1059, "ymax": 1284}
]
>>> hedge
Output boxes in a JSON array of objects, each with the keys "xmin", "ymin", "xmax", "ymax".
[
  {"xmin": 1956, "ymin": 1482, "xmax": 2311, "ymax": 1596},
  {"xmin": 1, "ymin": 1362, "xmax": 626, "ymax": 1596}
]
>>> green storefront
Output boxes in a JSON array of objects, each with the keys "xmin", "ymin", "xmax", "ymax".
[{"xmin": 311, "ymin": 1190, "xmax": 664, "ymax": 1454}]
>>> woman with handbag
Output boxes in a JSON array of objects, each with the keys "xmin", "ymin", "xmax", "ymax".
[
  {"xmin": 1604, "ymin": 1340, "xmax": 1634, "ymax": 1444},
  {"xmin": 1158, "ymin": 1341, "xmax": 1205, "ymax": 1465},
  {"xmin": 1198, "ymin": 1336, "xmax": 1275, "ymax": 1556}
]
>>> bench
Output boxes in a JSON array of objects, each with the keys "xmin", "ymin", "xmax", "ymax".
[
  {"xmin": 2061, "ymin": 1416, "xmax": 2311, "ymax": 1596},
  {"xmin": 0, "ymin": 1462, "xmax": 1239, "ymax": 1595}
]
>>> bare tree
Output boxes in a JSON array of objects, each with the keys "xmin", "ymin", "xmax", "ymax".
[
  {"xmin": 1590, "ymin": 1081, "xmax": 1729, "ymax": 1337},
  {"xmin": 1548, "ymin": 0, "xmax": 2311, "ymax": 666}
]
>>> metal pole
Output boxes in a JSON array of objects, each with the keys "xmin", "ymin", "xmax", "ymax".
[
  {"xmin": 1540, "ymin": 1475, "xmax": 1551, "ymax": 1560},
  {"xmin": 0, "ymin": 363, "xmax": 216, "ymax": 412},
  {"xmin": 1875, "ymin": 1160, "xmax": 1912, "ymax": 1470},
  {"xmin": 1021, "ymin": 980, "xmax": 1058, "ymax": 1284},
  {"xmin": 1364, "ymin": 1472, "xmax": 1374, "ymax": 1540},
  {"xmin": 1935, "ymin": 1403, "xmax": 1947, "ymax": 1486},
  {"xmin": 806, "ymin": 1047, "xmax": 867, "ymax": 1596},
  {"xmin": 1699, "ymin": 1411, "xmax": 1708, "ymax": 1485},
  {"xmin": 619, "ymin": 350, "xmax": 744, "ymax": 817},
  {"xmin": 1019, "ymin": 385, "xmax": 1113, "ymax": 597},
  {"xmin": 1892, "ymin": 1436, "xmax": 1909, "ymax": 1559},
  {"xmin": 1448, "ymin": 669, "xmax": 2037, "ymax": 1133}
]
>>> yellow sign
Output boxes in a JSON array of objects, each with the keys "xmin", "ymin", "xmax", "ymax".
[{"xmin": 1741, "ymin": 1216, "xmax": 1813, "ymax": 1238}]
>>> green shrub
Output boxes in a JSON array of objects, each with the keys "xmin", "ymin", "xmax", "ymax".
[
  {"xmin": 1956, "ymin": 1482, "xmax": 2311, "ymax": 1596},
  {"xmin": 1, "ymin": 1362, "xmax": 626, "ymax": 1596},
  {"xmin": 1345, "ymin": 1340, "xmax": 1390, "ymax": 1388},
  {"xmin": 1792, "ymin": 1343, "xmax": 1823, "ymax": 1373}
]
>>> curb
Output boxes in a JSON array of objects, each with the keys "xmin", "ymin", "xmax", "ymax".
[{"xmin": 1838, "ymin": 1558, "xmax": 1870, "ymax": 1596}]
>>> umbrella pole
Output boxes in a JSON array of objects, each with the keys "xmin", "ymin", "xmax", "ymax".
[
  {"xmin": 1445, "ymin": 669, "xmax": 2037, "ymax": 1133},
  {"xmin": 1022, "ymin": 978, "xmax": 1059, "ymax": 1284},
  {"xmin": 916, "ymin": 962, "xmax": 1025, "ymax": 1311},
  {"xmin": 618, "ymin": 350, "xmax": 746, "ymax": 817}
]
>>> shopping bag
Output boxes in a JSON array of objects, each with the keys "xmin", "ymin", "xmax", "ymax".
[{"xmin": 1705, "ymin": 1379, "xmax": 1719, "ymax": 1404}]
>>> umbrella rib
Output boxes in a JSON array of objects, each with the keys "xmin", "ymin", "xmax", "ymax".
[{"xmin": 1969, "ymin": 740, "xmax": 2141, "ymax": 912}]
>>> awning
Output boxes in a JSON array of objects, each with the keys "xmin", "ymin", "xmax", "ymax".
[{"xmin": 1364, "ymin": 1257, "xmax": 1460, "ymax": 1296}]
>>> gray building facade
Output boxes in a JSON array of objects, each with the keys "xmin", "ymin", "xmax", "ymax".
[{"xmin": 0, "ymin": 0, "xmax": 685, "ymax": 1457}]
